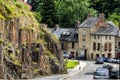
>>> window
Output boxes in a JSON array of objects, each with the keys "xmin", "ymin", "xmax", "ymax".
[
  {"xmin": 94, "ymin": 35, "xmax": 96, "ymax": 39},
  {"xmin": 72, "ymin": 42, "xmax": 74, "ymax": 48},
  {"xmin": 108, "ymin": 43, "xmax": 112, "ymax": 51},
  {"xmin": 82, "ymin": 39, "xmax": 85, "ymax": 46},
  {"xmin": 98, "ymin": 35, "xmax": 100, "ymax": 39},
  {"xmin": 109, "ymin": 36, "xmax": 111, "ymax": 40},
  {"xmin": 91, "ymin": 53, "xmax": 93, "ymax": 59},
  {"xmin": 93, "ymin": 42, "xmax": 96, "ymax": 50},
  {"xmin": 104, "ymin": 43, "xmax": 107, "ymax": 51},
  {"xmin": 74, "ymin": 34, "xmax": 78, "ymax": 38},
  {"xmin": 97, "ymin": 43, "xmax": 100, "ymax": 51},
  {"xmin": 118, "ymin": 42, "xmax": 120, "ymax": 49},
  {"xmin": 61, "ymin": 44, "xmax": 64, "ymax": 50},
  {"xmin": 105, "ymin": 35, "xmax": 107, "ymax": 39},
  {"xmin": 61, "ymin": 31, "xmax": 71, "ymax": 38},
  {"xmin": 82, "ymin": 29, "xmax": 86, "ymax": 37}
]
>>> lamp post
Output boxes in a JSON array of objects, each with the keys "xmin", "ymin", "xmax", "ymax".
[{"xmin": 115, "ymin": 47, "xmax": 120, "ymax": 79}]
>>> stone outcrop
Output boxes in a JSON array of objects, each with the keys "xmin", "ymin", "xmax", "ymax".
[{"xmin": 0, "ymin": 0, "xmax": 67, "ymax": 79}]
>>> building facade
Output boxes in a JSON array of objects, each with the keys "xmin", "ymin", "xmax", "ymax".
[
  {"xmin": 78, "ymin": 13, "xmax": 120, "ymax": 60},
  {"xmin": 50, "ymin": 26, "xmax": 79, "ymax": 58},
  {"xmin": 50, "ymin": 14, "xmax": 120, "ymax": 60}
]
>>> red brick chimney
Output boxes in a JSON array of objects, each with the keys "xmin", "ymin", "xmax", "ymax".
[{"xmin": 96, "ymin": 13, "xmax": 105, "ymax": 28}]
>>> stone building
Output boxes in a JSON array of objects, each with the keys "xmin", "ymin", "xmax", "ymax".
[
  {"xmin": 115, "ymin": 25, "xmax": 120, "ymax": 58},
  {"xmin": 91, "ymin": 22, "xmax": 119, "ymax": 60},
  {"xmin": 50, "ymin": 14, "xmax": 120, "ymax": 60},
  {"xmin": 78, "ymin": 13, "xmax": 120, "ymax": 60},
  {"xmin": 50, "ymin": 25, "xmax": 79, "ymax": 58}
]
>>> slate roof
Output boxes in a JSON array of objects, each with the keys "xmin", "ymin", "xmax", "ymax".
[
  {"xmin": 78, "ymin": 17, "xmax": 98, "ymax": 28},
  {"xmin": 91, "ymin": 22, "xmax": 119, "ymax": 36},
  {"xmin": 49, "ymin": 28, "xmax": 78, "ymax": 42}
]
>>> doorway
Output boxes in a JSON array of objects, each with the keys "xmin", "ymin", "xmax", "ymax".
[
  {"xmin": 91, "ymin": 53, "xmax": 93, "ymax": 59},
  {"xmin": 107, "ymin": 53, "xmax": 111, "ymax": 58},
  {"xmin": 85, "ymin": 49, "xmax": 87, "ymax": 59},
  {"xmin": 96, "ymin": 54, "xmax": 99, "ymax": 58},
  {"xmin": 70, "ymin": 51, "xmax": 74, "ymax": 58}
]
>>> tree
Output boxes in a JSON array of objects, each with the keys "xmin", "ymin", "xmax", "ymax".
[
  {"xmin": 28, "ymin": 0, "xmax": 58, "ymax": 27},
  {"xmin": 55, "ymin": 0, "xmax": 97, "ymax": 27},
  {"xmin": 107, "ymin": 13, "xmax": 120, "ymax": 26},
  {"xmin": 28, "ymin": 0, "xmax": 97, "ymax": 28},
  {"xmin": 41, "ymin": 0, "xmax": 58, "ymax": 27},
  {"xmin": 90, "ymin": 0, "xmax": 120, "ymax": 18}
]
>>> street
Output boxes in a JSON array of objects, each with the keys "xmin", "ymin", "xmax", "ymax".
[
  {"xmin": 66, "ymin": 61, "xmax": 119, "ymax": 80},
  {"xmin": 34, "ymin": 60, "xmax": 119, "ymax": 80}
]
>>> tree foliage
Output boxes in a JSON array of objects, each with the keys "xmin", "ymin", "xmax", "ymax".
[
  {"xmin": 107, "ymin": 13, "xmax": 120, "ymax": 26},
  {"xmin": 90, "ymin": 0, "xmax": 120, "ymax": 26},
  {"xmin": 55, "ymin": 0, "xmax": 97, "ymax": 27},
  {"xmin": 28, "ymin": 0, "xmax": 58, "ymax": 27},
  {"xmin": 28, "ymin": 0, "xmax": 97, "ymax": 28}
]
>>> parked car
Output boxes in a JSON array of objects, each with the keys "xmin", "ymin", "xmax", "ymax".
[
  {"xmin": 95, "ymin": 57, "xmax": 104, "ymax": 64},
  {"xmin": 93, "ymin": 67, "xmax": 109, "ymax": 79},
  {"xmin": 107, "ymin": 58, "xmax": 118, "ymax": 63},
  {"xmin": 103, "ymin": 57, "xmax": 108, "ymax": 62},
  {"xmin": 76, "ymin": 55, "xmax": 86, "ymax": 60},
  {"xmin": 63, "ymin": 54, "xmax": 69, "ymax": 59},
  {"xmin": 116, "ymin": 58, "xmax": 120, "ymax": 64},
  {"xmin": 103, "ymin": 64, "xmax": 113, "ymax": 69},
  {"xmin": 109, "ymin": 69, "xmax": 119, "ymax": 79}
]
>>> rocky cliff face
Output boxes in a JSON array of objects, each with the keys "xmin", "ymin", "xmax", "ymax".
[{"xmin": 0, "ymin": 0, "xmax": 67, "ymax": 79}]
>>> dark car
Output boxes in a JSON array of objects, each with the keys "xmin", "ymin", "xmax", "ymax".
[
  {"xmin": 96, "ymin": 57, "xmax": 104, "ymax": 64},
  {"xmin": 109, "ymin": 70, "xmax": 119, "ymax": 79},
  {"xmin": 76, "ymin": 55, "xmax": 86, "ymax": 60},
  {"xmin": 103, "ymin": 57, "xmax": 108, "ymax": 62}
]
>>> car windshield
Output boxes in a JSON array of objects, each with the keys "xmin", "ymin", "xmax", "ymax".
[{"xmin": 95, "ymin": 71, "xmax": 106, "ymax": 76}]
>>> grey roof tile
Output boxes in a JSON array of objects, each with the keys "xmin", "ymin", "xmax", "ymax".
[
  {"xmin": 49, "ymin": 28, "xmax": 78, "ymax": 42},
  {"xmin": 79, "ymin": 17, "xmax": 98, "ymax": 28},
  {"xmin": 91, "ymin": 26, "xmax": 119, "ymax": 36}
]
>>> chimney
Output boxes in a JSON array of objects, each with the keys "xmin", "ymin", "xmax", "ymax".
[
  {"xmin": 98, "ymin": 13, "xmax": 105, "ymax": 23},
  {"xmin": 87, "ymin": 13, "xmax": 92, "ymax": 19},
  {"xmin": 96, "ymin": 13, "xmax": 105, "ymax": 28},
  {"xmin": 75, "ymin": 20, "xmax": 80, "ymax": 28},
  {"xmin": 54, "ymin": 24, "xmax": 60, "ymax": 30}
]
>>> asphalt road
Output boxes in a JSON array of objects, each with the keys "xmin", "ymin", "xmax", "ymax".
[
  {"xmin": 34, "ymin": 60, "xmax": 119, "ymax": 80},
  {"xmin": 66, "ymin": 61, "xmax": 119, "ymax": 80}
]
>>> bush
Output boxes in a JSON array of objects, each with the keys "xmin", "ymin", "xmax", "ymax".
[{"xmin": 65, "ymin": 60, "xmax": 79, "ymax": 69}]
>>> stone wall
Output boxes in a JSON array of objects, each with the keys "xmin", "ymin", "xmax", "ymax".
[{"xmin": 0, "ymin": 0, "xmax": 67, "ymax": 79}]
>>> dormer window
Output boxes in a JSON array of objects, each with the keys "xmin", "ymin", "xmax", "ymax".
[{"xmin": 61, "ymin": 31, "xmax": 71, "ymax": 38}]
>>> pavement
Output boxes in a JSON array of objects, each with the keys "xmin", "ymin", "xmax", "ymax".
[{"xmin": 59, "ymin": 60, "xmax": 87, "ymax": 80}]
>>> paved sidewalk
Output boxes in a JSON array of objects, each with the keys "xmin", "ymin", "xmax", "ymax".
[
  {"xmin": 59, "ymin": 61, "xmax": 87, "ymax": 80},
  {"xmin": 33, "ymin": 60, "xmax": 87, "ymax": 80}
]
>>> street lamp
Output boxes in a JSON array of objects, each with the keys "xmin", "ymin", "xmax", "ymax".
[{"xmin": 115, "ymin": 47, "xmax": 120, "ymax": 79}]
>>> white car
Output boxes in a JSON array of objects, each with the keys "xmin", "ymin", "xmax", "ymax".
[
  {"xmin": 94, "ymin": 67, "xmax": 109, "ymax": 79},
  {"xmin": 108, "ymin": 58, "xmax": 118, "ymax": 63}
]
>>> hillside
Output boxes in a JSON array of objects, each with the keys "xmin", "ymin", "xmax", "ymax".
[{"xmin": 0, "ymin": 0, "xmax": 67, "ymax": 79}]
